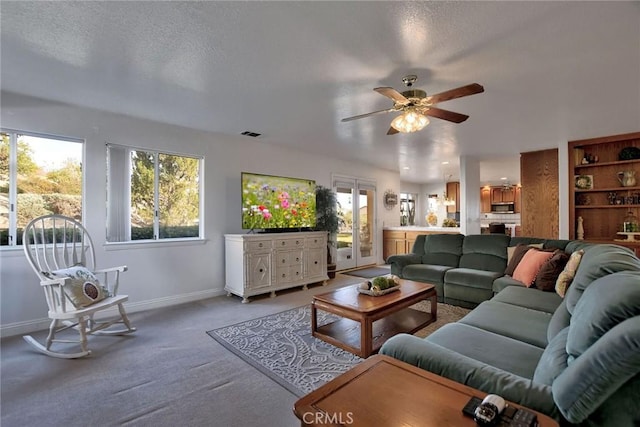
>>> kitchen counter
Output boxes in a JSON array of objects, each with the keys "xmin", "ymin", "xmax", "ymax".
[{"xmin": 384, "ymin": 226, "xmax": 461, "ymax": 232}]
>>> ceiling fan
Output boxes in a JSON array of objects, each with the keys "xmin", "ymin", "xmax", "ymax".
[{"xmin": 341, "ymin": 75, "xmax": 484, "ymax": 135}]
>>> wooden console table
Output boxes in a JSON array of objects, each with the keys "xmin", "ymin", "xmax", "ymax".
[
  {"xmin": 311, "ymin": 280, "xmax": 437, "ymax": 358},
  {"xmin": 293, "ymin": 354, "xmax": 559, "ymax": 427}
]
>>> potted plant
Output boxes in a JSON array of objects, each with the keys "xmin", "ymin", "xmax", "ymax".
[{"xmin": 315, "ymin": 185, "xmax": 340, "ymax": 279}]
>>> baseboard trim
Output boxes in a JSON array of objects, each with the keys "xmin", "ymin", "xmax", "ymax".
[{"xmin": 0, "ymin": 288, "xmax": 226, "ymax": 338}]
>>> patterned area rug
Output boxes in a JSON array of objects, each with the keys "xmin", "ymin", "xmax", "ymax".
[{"xmin": 207, "ymin": 300, "xmax": 470, "ymax": 396}]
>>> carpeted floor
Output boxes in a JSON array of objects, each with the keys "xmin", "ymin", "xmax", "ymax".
[
  {"xmin": 207, "ymin": 299, "xmax": 470, "ymax": 396},
  {"xmin": 341, "ymin": 265, "xmax": 391, "ymax": 278}
]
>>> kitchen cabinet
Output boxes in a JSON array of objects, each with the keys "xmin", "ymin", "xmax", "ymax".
[
  {"xmin": 383, "ymin": 231, "xmax": 408, "ymax": 260},
  {"xmin": 481, "ymin": 186, "xmax": 521, "ymax": 213},
  {"xmin": 569, "ymin": 131, "xmax": 640, "ymax": 247},
  {"xmin": 446, "ymin": 182, "xmax": 460, "ymax": 213},
  {"xmin": 480, "ymin": 187, "xmax": 491, "ymax": 213},
  {"xmin": 491, "ymin": 187, "xmax": 515, "ymax": 203}
]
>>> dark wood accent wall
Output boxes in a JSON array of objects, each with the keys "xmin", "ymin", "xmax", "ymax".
[{"xmin": 521, "ymin": 149, "xmax": 559, "ymax": 238}]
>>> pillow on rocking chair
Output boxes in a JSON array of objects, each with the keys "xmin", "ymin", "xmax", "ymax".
[{"xmin": 45, "ymin": 266, "xmax": 111, "ymax": 308}]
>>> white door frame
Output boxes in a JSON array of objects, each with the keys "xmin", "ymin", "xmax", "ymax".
[{"xmin": 332, "ymin": 174, "xmax": 377, "ymax": 271}]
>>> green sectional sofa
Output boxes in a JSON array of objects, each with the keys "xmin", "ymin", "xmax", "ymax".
[
  {"xmin": 387, "ymin": 233, "xmax": 591, "ymax": 308},
  {"xmin": 380, "ymin": 243, "xmax": 640, "ymax": 426}
]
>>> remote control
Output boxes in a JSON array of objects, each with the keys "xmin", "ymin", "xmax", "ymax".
[
  {"xmin": 462, "ymin": 396, "xmax": 482, "ymax": 418},
  {"xmin": 511, "ymin": 408, "xmax": 538, "ymax": 427}
]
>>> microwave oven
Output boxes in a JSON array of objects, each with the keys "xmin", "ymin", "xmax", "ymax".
[{"xmin": 491, "ymin": 203, "xmax": 514, "ymax": 213}]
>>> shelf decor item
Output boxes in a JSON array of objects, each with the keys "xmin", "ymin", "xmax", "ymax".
[
  {"xmin": 623, "ymin": 211, "xmax": 639, "ymax": 232},
  {"xmin": 576, "ymin": 216, "xmax": 584, "ymax": 240},
  {"xmin": 574, "ymin": 175, "xmax": 593, "ymax": 190},
  {"xmin": 618, "ymin": 146, "xmax": 640, "ymax": 161},
  {"xmin": 617, "ymin": 170, "xmax": 637, "ymax": 187}
]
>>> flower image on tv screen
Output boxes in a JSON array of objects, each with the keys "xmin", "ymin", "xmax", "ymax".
[{"xmin": 242, "ymin": 172, "xmax": 317, "ymax": 230}]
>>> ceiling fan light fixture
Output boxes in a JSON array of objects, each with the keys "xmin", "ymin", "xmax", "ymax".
[{"xmin": 390, "ymin": 110, "xmax": 429, "ymax": 133}]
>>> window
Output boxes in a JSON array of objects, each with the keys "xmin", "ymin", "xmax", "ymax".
[
  {"xmin": 106, "ymin": 144, "xmax": 202, "ymax": 242},
  {"xmin": 1, "ymin": 130, "xmax": 83, "ymax": 246},
  {"xmin": 399, "ymin": 192, "xmax": 417, "ymax": 226}
]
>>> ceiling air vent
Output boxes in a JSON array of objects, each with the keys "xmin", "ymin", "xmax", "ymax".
[{"xmin": 241, "ymin": 131, "xmax": 261, "ymax": 137}]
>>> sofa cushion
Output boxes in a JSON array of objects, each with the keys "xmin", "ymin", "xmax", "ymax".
[
  {"xmin": 552, "ymin": 316, "xmax": 640, "ymax": 424},
  {"xmin": 563, "ymin": 240, "xmax": 595, "ymax": 254},
  {"xmin": 491, "ymin": 286, "xmax": 562, "ymax": 314},
  {"xmin": 426, "ymin": 323, "xmax": 544, "ymax": 379},
  {"xmin": 379, "ymin": 334, "xmax": 559, "ymax": 417},
  {"xmin": 459, "ymin": 234, "xmax": 510, "ymax": 272},
  {"xmin": 513, "ymin": 249, "xmax": 554, "ymax": 286},
  {"xmin": 402, "ymin": 264, "xmax": 453, "ymax": 284},
  {"xmin": 445, "ymin": 268, "xmax": 502, "ymax": 290},
  {"xmin": 566, "ymin": 272, "xmax": 640, "ymax": 360},
  {"xmin": 458, "ymin": 300, "xmax": 551, "ymax": 348},
  {"xmin": 509, "ymin": 237, "xmax": 545, "ymax": 247},
  {"xmin": 547, "ymin": 300, "xmax": 571, "ymax": 342},
  {"xmin": 421, "ymin": 233, "xmax": 464, "ymax": 267},
  {"xmin": 410, "ymin": 234, "xmax": 427, "ymax": 255},
  {"xmin": 565, "ymin": 244, "xmax": 640, "ymax": 314},
  {"xmin": 533, "ymin": 327, "xmax": 570, "ymax": 386},
  {"xmin": 492, "ymin": 275, "xmax": 526, "ymax": 294},
  {"xmin": 542, "ymin": 239, "xmax": 572, "ymax": 251},
  {"xmin": 535, "ymin": 250, "xmax": 569, "ymax": 291}
]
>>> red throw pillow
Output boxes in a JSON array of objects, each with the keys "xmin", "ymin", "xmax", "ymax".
[
  {"xmin": 504, "ymin": 244, "xmax": 531, "ymax": 276},
  {"xmin": 513, "ymin": 249, "xmax": 555, "ymax": 287}
]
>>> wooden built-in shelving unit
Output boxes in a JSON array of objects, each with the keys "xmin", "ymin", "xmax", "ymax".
[{"xmin": 568, "ymin": 132, "xmax": 640, "ymax": 255}]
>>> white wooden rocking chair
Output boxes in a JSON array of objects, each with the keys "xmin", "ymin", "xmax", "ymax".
[{"xmin": 22, "ymin": 214, "xmax": 136, "ymax": 358}]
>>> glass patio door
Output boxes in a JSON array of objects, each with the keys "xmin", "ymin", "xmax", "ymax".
[{"xmin": 333, "ymin": 176, "xmax": 376, "ymax": 271}]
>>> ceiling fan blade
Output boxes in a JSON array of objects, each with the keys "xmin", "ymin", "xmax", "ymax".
[
  {"xmin": 387, "ymin": 126, "xmax": 399, "ymax": 135},
  {"xmin": 425, "ymin": 83, "xmax": 484, "ymax": 105},
  {"xmin": 341, "ymin": 108, "xmax": 396, "ymax": 122},
  {"xmin": 374, "ymin": 87, "xmax": 409, "ymax": 104},
  {"xmin": 423, "ymin": 106, "xmax": 469, "ymax": 123}
]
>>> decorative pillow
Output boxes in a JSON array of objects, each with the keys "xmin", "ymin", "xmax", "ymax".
[
  {"xmin": 45, "ymin": 266, "xmax": 110, "ymax": 308},
  {"xmin": 512, "ymin": 249, "xmax": 555, "ymax": 287},
  {"xmin": 505, "ymin": 243, "xmax": 544, "ymax": 275},
  {"xmin": 555, "ymin": 250, "xmax": 584, "ymax": 297},
  {"xmin": 534, "ymin": 250, "xmax": 570, "ymax": 291}
]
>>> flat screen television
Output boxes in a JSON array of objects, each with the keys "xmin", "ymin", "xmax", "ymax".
[{"xmin": 241, "ymin": 172, "xmax": 317, "ymax": 231}]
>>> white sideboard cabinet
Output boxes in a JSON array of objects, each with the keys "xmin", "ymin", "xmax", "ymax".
[{"xmin": 224, "ymin": 231, "xmax": 328, "ymax": 303}]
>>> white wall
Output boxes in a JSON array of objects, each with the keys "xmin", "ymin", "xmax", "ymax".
[{"xmin": 0, "ymin": 91, "xmax": 401, "ymax": 336}]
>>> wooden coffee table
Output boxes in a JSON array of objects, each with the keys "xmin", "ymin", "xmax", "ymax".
[
  {"xmin": 311, "ymin": 279, "xmax": 437, "ymax": 358},
  {"xmin": 293, "ymin": 354, "xmax": 559, "ymax": 427}
]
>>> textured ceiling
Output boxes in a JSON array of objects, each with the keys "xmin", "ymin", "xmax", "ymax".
[{"xmin": 1, "ymin": 1, "xmax": 639, "ymax": 184}]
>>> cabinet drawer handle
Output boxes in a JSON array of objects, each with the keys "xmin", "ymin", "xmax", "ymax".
[
  {"xmin": 259, "ymin": 243, "xmax": 263, "ymax": 247},
  {"xmin": 282, "ymin": 273, "xmax": 286, "ymax": 278},
  {"xmin": 296, "ymin": 240, "xmax": 299, "ymax": 244},
  {"xmin": 314, "ymin": 261, "xmax": 318, "ymax": 265},
  {"xmin": 282, "ymin": 259, "xmax": 286, "ymax": 263},
  {"xmin": 295, "ymin": 257, "xmax": 300, "ymax": 262},
  {"xmin": 296, "ymin": 272, "xmax": 299, "ymax": 276},
  {"xmin": 282, "ymin": 242, "xmax": 285, "ymax": 246},
  {"xmin": 259, "ymin": 268, "xmax": 263, "ymax": 273}
]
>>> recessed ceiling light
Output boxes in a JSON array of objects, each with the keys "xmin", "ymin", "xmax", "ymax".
[
  {"xmin": 500, "ymin": 177, "xmax": 508, "ymax": 180},
  {"xmin": 442, "ymin": 161, "xmax": 449, "ymax": 165},
  {"xmin": 403, "ymin": 166, "xmax": 410, "ymax": 170}
]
